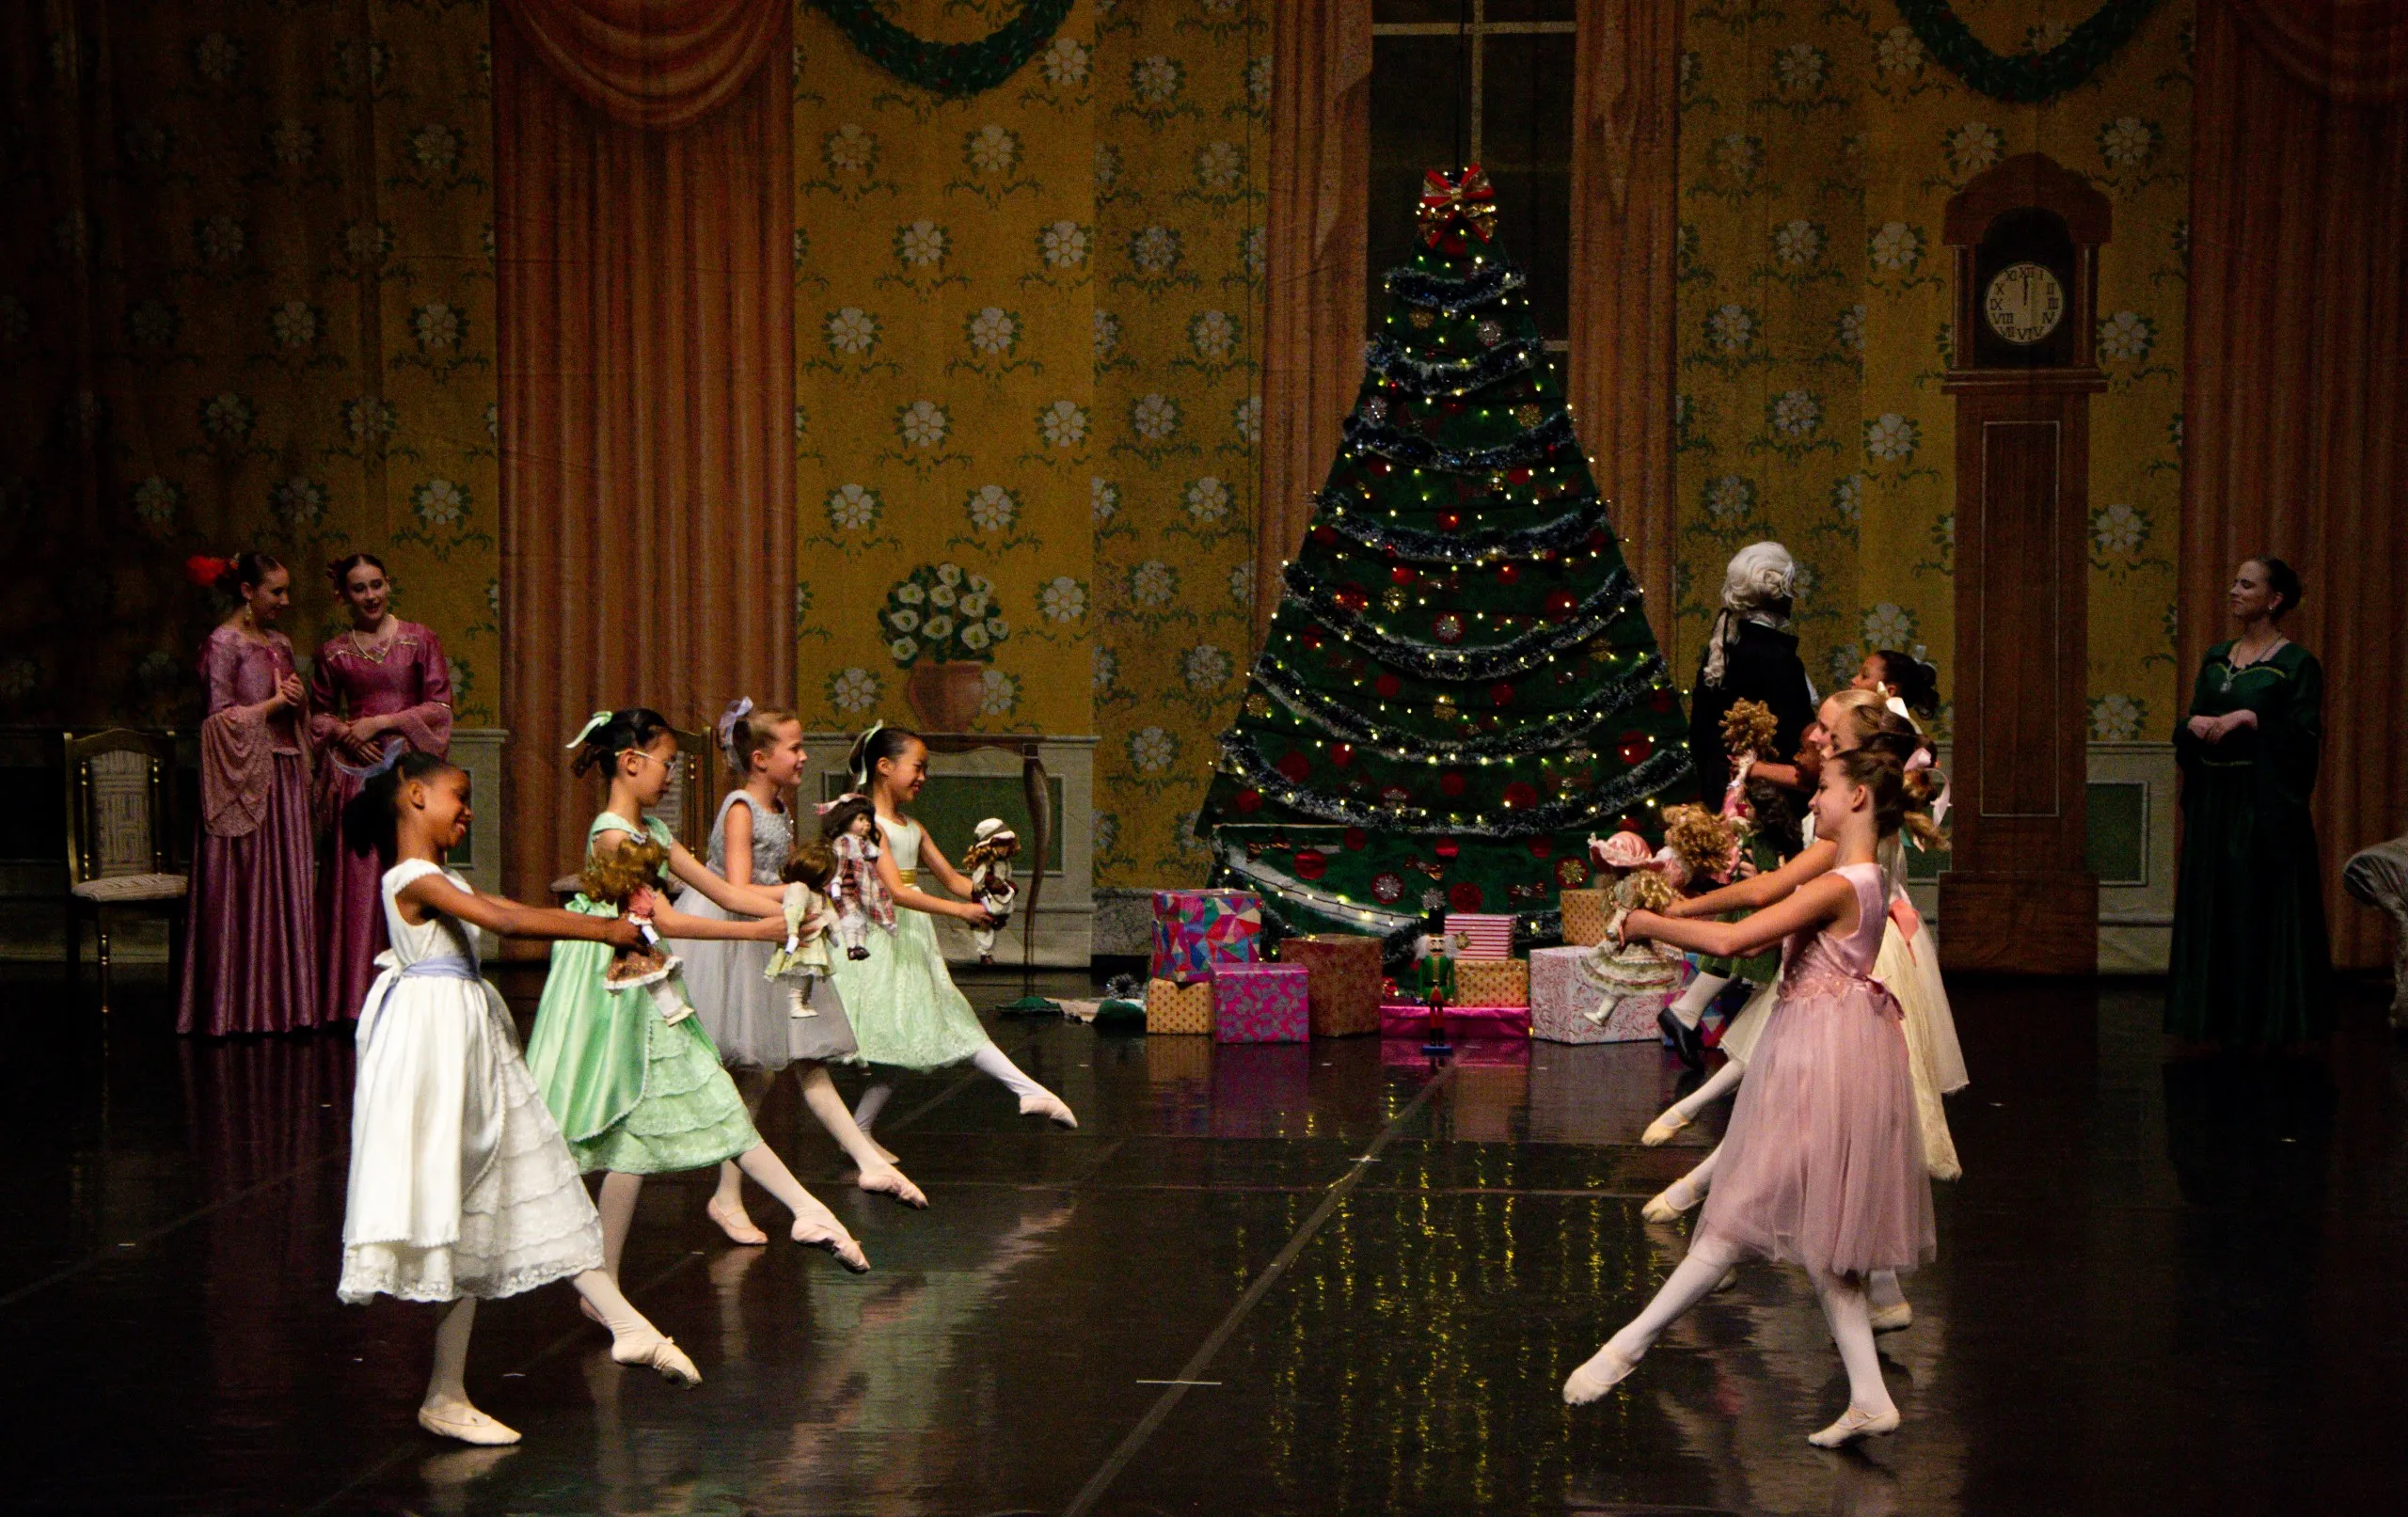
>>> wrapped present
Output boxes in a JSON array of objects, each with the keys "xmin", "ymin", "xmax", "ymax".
[
  {"xmin": 1558, "ymin": 889, "xmax": 1614, "ymax": 948},
  {"xmin": 1453, "ymin": 956, "xmax": 1529, "ymax": 1007},
  {"xmin": 1444, "ymin": 912, "xmax": 1515, "ymax": 958},
  {"xmin": 1146, "ymin": 976, "xmax": 1214, "ymax": 1035},
  {"xmin": 1212, "ymin": 962, "xmax": 1308, "ymax": 1043},
  {"xmin": 1379, "ymin": 1003, "xmax": 1531, "ymax": 1039},
  {"xmin": 1529, "ymin": 945, "xmax": 1666, "ymax": 1044},
  {"xmin": 1279, "ymin": 934, "xmax": 1386, "ymax": 1036},
  {"xmin": 1150, "ymin": 889, "xmax": 1264, "ymax": 984}
]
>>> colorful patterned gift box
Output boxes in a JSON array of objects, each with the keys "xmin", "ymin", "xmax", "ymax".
[
  {"xmin": 1558, "ymin": 890, "xmax": 1614, "ymax": 948},
  {"xmin": 1150, "ymin": 889, "xmax": 1264, "ymax": 985},
  {"xmin": 1529, "ymin": 945, "xmax": 1665, "ymax": 1044},
  {"xmin": 1444, "ymin": 912, "xmax": 1515, "ymax": 958},
  {"xmin": 1146, "ymin": 976, "xmax": 1214, "ymax": 1035},
  {"xmin": 1211, "ymin": 962, "xmax": 1308, "ymax": 1043},
  {"xmin": 1453, "ymin": 956, "xmax": 1529, "ymax": 1007},
  {"xmin": 1379, "ymin": 1003, "xmax": 1532, "ymax": 1039},
  {"xmin": 1277, "ymin": 933, "xmax": 1385, "ymax": 1036}
]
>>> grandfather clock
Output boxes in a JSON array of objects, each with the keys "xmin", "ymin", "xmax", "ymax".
[{"xmin": 1937, "ymin": 154, "xmax": 2108, "ymax": 974}]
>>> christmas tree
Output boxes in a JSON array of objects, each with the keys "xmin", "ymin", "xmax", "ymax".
[{"xmin": 1195, "ymin": 166, "xmax": 1692, "ymax": 954}]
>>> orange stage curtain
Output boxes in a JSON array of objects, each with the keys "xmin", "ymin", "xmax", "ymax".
[
  {"xmin": 494, "ymin": 0, "xmax": 795, "ymax": 905},
  {"xmin": 1568, "ymin": 0, "xmax": 1681, "ymax": 647},
  {"xmin": 1258, "ymin": 0, "xmax": 1372, "ymax": 649},
  {"xmin": 2183, "ymin": 0, "xmax": 2408, "ymax": 969}
]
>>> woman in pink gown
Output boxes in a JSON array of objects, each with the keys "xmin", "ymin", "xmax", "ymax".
[
  {"xmin": 309, "ymin": 554, "xmax": 453, "ymax": 1021},
  {"xmin": 177, "ymin": 552, "xmax": 321, "ymax": 1036}
]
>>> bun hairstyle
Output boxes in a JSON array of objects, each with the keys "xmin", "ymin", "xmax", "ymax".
[
  {"xmin": 718, "ymin": 699, "xmax": 797, "ymax": 776},
  {"xmin": 2248, "ymin": 555, "xmax": 2303, "ymax": 621},
  {"xmin": 1830, "ymin": 748, "xmax": 1912, "ymax": 841},
  {"xmin": 847, "ymin": 723, "xmax": 922, "ymax": 791},
  {"xmin": 326, "ymin": 552, "xmax": 388, "ymax": 592},
  {"xmin": 816, "ymin": 793, "xmax": 876, "ymax": 845},
  {"xmin": 1869, "ymin": 648, "xmax": 1940, "ymax": 716},
  {"xmin": 341, "ymin": 749, "xmax": 460, "ymax": 857},
  {"xmin": 568, "ymin": 707, "xmax": 673, "ymax": 778},
  {"xmin": 1828, "ymin": 706, "xmax": 1946, "ymax": 850},
  {"xmin": 783, "ymin": 838, "xmax": 837, "ymax": 891},
  {"xmin": 184, "ymin": 550, "xmax": 284, "ymax": 597}
]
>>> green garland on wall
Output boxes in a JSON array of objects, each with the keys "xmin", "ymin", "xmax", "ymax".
[
  {"xmin": 811, "ymin": 0, "xmax": 1074, "ymax": 98},
  {"xmin": 1895, "ymin": 0, "xmax": 2166, "ymax": 103}
]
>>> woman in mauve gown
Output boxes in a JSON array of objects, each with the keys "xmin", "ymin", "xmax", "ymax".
[
  {"xmin": 309, "ymin": 553, "xmax": 453, "ymax": 1021},
  {"xmin": 177, "ymin": 551, "xmax": 320, "ymax": 1036}
]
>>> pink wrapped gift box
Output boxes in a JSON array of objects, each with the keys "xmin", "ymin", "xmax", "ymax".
[
  {"xmin": 1150, "ymin": 889, "xmax": 1265, "ymax": 985},
  {"xmin": 1378, "ymin": 1003, "xmax": 1532, "ymax": 1040},
  {"xmin": 1529, "ymin": 945, "xmax": 1667, "ymax": 1044},
  {"xmin": 1443, "ymin": 912, "xmax": 1515, "ymax": 958},
  {"xmin": 1211, "ymin": 962, "xmax": 1308, "ymax": 1043}
]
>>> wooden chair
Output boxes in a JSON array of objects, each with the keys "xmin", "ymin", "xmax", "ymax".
[
  {"xmin": 550, "ymin": 724, "xmax": 715, "ymax": 900},
  {"xmin": 64, "ymin": 729, "xmax": 187, "ymax": 1012}
]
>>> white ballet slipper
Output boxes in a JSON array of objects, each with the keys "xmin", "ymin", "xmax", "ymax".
[
  {"xmin": 1020, "ymin": 1091, "xmax": 1078, "ymax": 1129},
  {"xmin": 1562, "ymin": 1344, "xmax": 1640, "ymax": 1405},
  {"xmin": 610, "ymin": 1332, "xmax": 702, "ymax": 1387},
  {"xmin": 418, "ymin": 1402, "xmax": 522, "ymax": 1446},
  {"xmin": 1807, "ymin": 1404, "xmax": 1900, "ymax": 1447}
]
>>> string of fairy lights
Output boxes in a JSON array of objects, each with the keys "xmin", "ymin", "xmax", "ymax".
[{"xmin": 1248, "ymin": 652, "xmax": 1670, "ymax": 762}]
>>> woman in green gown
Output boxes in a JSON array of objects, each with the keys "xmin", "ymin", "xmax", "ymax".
[{"xmin": 2164, "ymin": 557, "xmax": 2334, "ymax": 1049}]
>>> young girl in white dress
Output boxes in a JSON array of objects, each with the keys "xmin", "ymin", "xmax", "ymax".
[
  {"xmin": 338, "ymin": 751, "xmax": 702, "ymax": 1447},
  {"xmin": 1565, "ymin": 748, "xmax": 1938, "ymax": 1446},
  {"xmin": 672, "ymin": 701, "xmax": 927, "ymax": 1246},
  {"xmin": 830, "ymin": 725, "xmax": 1077, "ymax": 1141}
]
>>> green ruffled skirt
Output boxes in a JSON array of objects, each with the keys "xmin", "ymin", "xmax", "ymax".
[{"xmin": 828, "ymin": 906, "xmax": 992, "ymax": 1073}]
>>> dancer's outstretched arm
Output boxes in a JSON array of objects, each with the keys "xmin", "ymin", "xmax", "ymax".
[
  {"xmin": 1666, "ymin": 837, "xmax": 1839, "ymax": 918},
  {"xmin": 1627, "ymin": 874, "xmax": 1850, "ymax": 961}
]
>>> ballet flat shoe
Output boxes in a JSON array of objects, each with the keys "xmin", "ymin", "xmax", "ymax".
[
  {"xmin": 1562, "ymin": 1345, "xmax": 1640, "ymax": 1406},
  {"xmin": 794, "ymin": 1220, "xmax": 873, "ymax": 1274},
  {"xmin": 418, "ymin": 1404, "xmax": 522, "ymax": 1446},
  {"xmin": 1640, "ymin": 1110, "xmax": 1690, "ymax": 1147},
  {"xmin": 1640, "ymin": 1180, "xmax": 1702, "ymax": 1225},
  {"xmin": 610, "ymin": 1333, "xmax": 702, "ymax": 1387},
  {"xmin": 856, "ymin": 1166, "xmax": 930, "ymax": 1209},
  {"xmin": 1870, "ymin": 1301, "xmax": 1913, "ymax": 1334},
  {"xmin": 1807, "ymin": 1405, "xmax": 1900, "ymax": 1448},
  {"xmin": 1021, "ymin": 1092, "xmax": 1079, "ymax": 1130},
  {"xmin": 1714, "ymin": 1267, "xmax": 1740, "ymax": 1293},
  {"xmin": 705, "ymin": 1196, "xmax": 770, "ymax": 1246},
  {"xmin": 1658, "ymin": 1009, "xmax": 1706, "ymax": 1072}
]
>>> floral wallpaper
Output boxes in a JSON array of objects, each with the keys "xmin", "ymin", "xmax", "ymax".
[
  {"xmin": 1674, "ymin": 0, "xmax": 2191, "ymax": 740},
  {"xmin": 2, "ymin": 0, "xmax": 503, "ymax": 726}
]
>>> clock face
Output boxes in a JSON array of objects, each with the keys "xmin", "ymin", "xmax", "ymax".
[{"xmin": 1984, "ymin": 261, "xmax": 2066, "ymax": 345}]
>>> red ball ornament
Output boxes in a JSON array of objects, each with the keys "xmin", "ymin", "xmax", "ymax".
[
  {"xmin": 1502, "ymin": 781, "xmax": 1540, "ymax": 810},
  {"xmin": 1328, "ymin": 742, "xmax": 1354, "ymax": 768},
  {"xmin": 1543, "ymin": 590, "xmax": 1577, "ymax": 623},
  {"xmin": 1344, "ymin": 827, "xmax": 1369, "ymax": 851},
  {"xmin": 1234, "ymin": 788, "xmax": 1262, "ymax": 814},
  {"xmin": 1337, "ymin": 583, "xmax": 1370, "ymax": 613},
  {"xmin": 1371, "ymin": 873, "xmax": 1405, "ymax": 904},
  {"xmin": 1528, "ymin": 836, "xmax": 1554, "ymax": 860},
  {"xmin": 1439, "ymin": 771, "xmax": 1469, "ymax": 798},
  {"xmin": 1374, "ymin": 672, "xmax": 1402, "ymax": 699},
  {"xmin": 1369, "ymin": 460, "xmax": 1393, "ymax": 479},
  {"xmin": 1497, "ymin": 561, "xmax": 1520, "ymax": 586},
  {"xmin": 1489, "ymin": 682, "xmax": 1515, "ymax": 707},
  {"xmin": 1586, "ymin": 529, "xmax": 1611, "ymax": 552},
  {"xmin": 1617, "ymin": 731, "xmax": 1653, "ymax": 766},
  {"xmin": 1507, "ymin": 467, "xmax": 1533, "ymax": 486},
  {"xmin": 1649, "ymin": 683, "xmax": 1677, "ymax": 714},
  {"xmin": 1434, "ymin": 837, "xmax": 1461, "ymax": 860},
  {"xmin": 1435, "ymin": 510, "xmax": 1462, "ymax": 532},
  {"xmin": 1448, "ymin": 881, "xmax": 1485, "ymax": 913},
  {"xmin": 1390, "ymin": 564, "xmax": 1415, "ymax": 587},
  {"xmin": 1311, "ymin": 525, "xmax": 1339, "ymax": 546},
  {"xmin": 1275, "ymin": 751, "xmax": 1312, "ymax": 783},
  {"xmin": 1293, "ymin": 848, "xmax": 1328, "ymax": 881},
  {"xmin": 1300, "ymin": 626, "xmax": 1324, "ymax": 651}
]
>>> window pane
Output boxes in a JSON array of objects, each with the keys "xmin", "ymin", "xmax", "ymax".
[
  {"xmin": 1486, "ymin": 0, "xmax": 1576, "ymax": 22},
  {"xmin": 1373, "ymin": 0, "xmax": 1470, "ymax": 23},
  {"xmin": 1481, "ymin": 32, "xmax": 1574, "ymax": 341},
  {"xmin": 1369, "ymin": 34, "xmax": 1468, "ymax": 325}
]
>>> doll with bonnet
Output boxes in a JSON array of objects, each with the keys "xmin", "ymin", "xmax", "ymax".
[{"xmin": 957, "ymin": 818, "xmax": 1021, "ymax": 965}]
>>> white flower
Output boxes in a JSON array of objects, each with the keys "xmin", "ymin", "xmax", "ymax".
[
  {"xmin": 1712, "ymin": 132, "xmax": 1760, "ymax": 179},
  {"xmin": 1092, "ymin": 644, "xmax": 1118, "ymax": 693},
  {"xmin": 1870, "ymin": 221, "xmax": 1923, "ymax": 271},
  {"xmin": 1876, "ymin": 25, "xmax": 1925, "ymax": 76},
  {"xmin": 1703, "ymin": 473, "xmax": 1756, "ymax": 526},
  {"xmin": 2098, "ymin": 116, "xmax": 2158, "ymax": 168},
  {"xmin": 192, "ymin": 32, "xmax": 243, "ymax": 84},
  {"xmin": 1130, "ymin": 55, "xmax": 1182, "ymax": 103},
  {"xmin": 131, "ymin": 475, "xmax": 181, "ymax": 528},
  {"xmin": 964, "ymin": 124, "xmax": 1019, "ymax": 174},
  {"xmin": 920, "ymin": 613, "xmax": 956, "ymax": 644},
  {"xmin": 896, "ymin": 400, "xmax": 948, "ymax": 449},
  {"xmin": 960, "ymin": 593, "xmax": 990, "ymax": 618},
  {"xmin": 405, "ymin": 478, "xmax": 465, "ymax": 527},
  {"xmin": 1792, "ymin": 561, "xmax": 1821, "ymax": 601},
  {"xmin": 1039, "ymin": 400, "xmax": 1088, "ymax": 449},
  {"xmin": 1772, "ymin": 219, "xmax": 1824, "ymax": 267},
  {"xmin": 1947, "ymin": 121, "xmax": 2002, "ymax": 175},
  {"xmin": 1093, "ymin": 308, "xmax": 1120, "ymax": 362},
  {"xmin": 965, "ymin": 484, "xmax": 1017, "ymax": 531},
  {"xmin": 1188, "ymin": 308, "xmax": 1236, "ymax": 362},
  {"xmin": 828, "ymin": 667, "xmax": 880, "ymax": 713},
  {"xmin": 790, "ymin": 403, "xmax": 805, "ymax": 443},
  {"xmin": 895, "ymin": 582, "xmax": 925, "ymax": 606},
  {"xmin": 1826, "ymin": 642, "xmax": 1866, "ymax": 687},
  {"xmin": 1093, "ymin": 811, "xmax": 1120, "ymax": 856},
  {"xmin": 889, "ymin": 637, "xmax": 919, "ymax": 664},
  {"xmin": 966, "ymin": 306, "xmax": 1018, "ymax": 356},
  {"xmin": 1835, "ymin": 303, "xmax": 1868, "ymax": 353},
  {"xmin": 1128, "ymin": 726, "xmax": 1178, "ymax": 773},
  {"xmin": 1131, "ymin": 392, "xmax": 1180, "ymax": 442},
  {"xmin": 2092, "ymin": 501, "xmax": 2148, "ymax": 555},
  {"xmin": 410, "ymin": 302, "xmax": 460, "ymax": 351},
  {"xmin": 1041, "ymin": 577, "xmax": 1087, "ymax": 623},
  {"xmin": 1231, "ymin": 393, "xmax": 1261, "ymax": 446},
  {"xmin": 126, "ymin": 299, "xmax": 179, "ymax": 347},
  {"xmin": 936, "ymin": 562, "xmax": 963, "ymax": 587},
  {"xmin": 895, "ymin": 220, "xmax": 947, "ymax": 268},
  {"xmin": 929, "ymin": 583, "xmax": 958, "ymax": 610},
  {"xmin": 1830, "ymin": 473, "xmax": 1865, "ymax": 523},
  {"xmin": 2098, "ymin": 310, "xmax": 2155, "ymax": 362},
  {"xmin": 271, "ymin": 475, "xmax": 326, "ymax": 529},
  {"xmin": 1864, "ymin": 412, "xmax": 1920, "ymax": 462},
  {"xmin": 1131, "ymin": 560, "xmax": 1177, "ymax": 606},
  {"xmin": 199, "ymin": 391, "xmax": 253, "ymax": 442},
  {"xmin": 887, "ymin": 607, "xmax": 922, "ymax": 634},
  {"xmin": 1091, "ymin": 477, "xmax": 1119, "ymax": 524},
  {"xmin": 344, "ymin": 397, "xmax": 397, "ymax": 443},
  {"xmin": 265, "ymin": 300, "xmax": 316, "ymax": 349},
  {"xmin": 961, "ymin": 623, "xmax": 991, "ymax": 653},
  {"xmin": 1184, "ymin": 476, "xmax": 1230, "ymax": 523},
  {"xmin": 342, "ymin": 220, "xmax": 392, "ymax": 265},
  {"xmin": 1774, "ymin": 42, "xmax": 1827, "ymax": 95},
  {"xmin": 1194, "ymin": 140, "xmax": 1244, "ymax": 193},
  {"xmin": 1130, "ymin": 225, "xmax": 1182, "ymax": 277},
  {"xmin": 823, "ymin": 123, "xmax": 877, "ymax": 174},
  {"xmin": 1228, "ymin": 561, "xmax": 1255, "ymax": 607},
  {"xmin": 1182, "ymin": 644, "xmax": 1231, "ymax": 691},
  {"xmin": 1094, "ymin": 141, "xmax": 1121, "ymax": 194},
  {"xmin": 1705, "ymin": 303, "xmax": 1755, "ymax": 353},
  {"xmin": 265, "ymin": 119, "xmax": 317, "ymax": 167},
  {"xmin": 1040, "ymin": 35, "xmax": 1090, "ymax": 87},
  {"xmin": 979, "ymin": 668, "xmax": 1018, "ymax": 715},
  {"xmin": 825, "ymin": 307, "xmax": 879, "ymax": 356},
  {"xmin": 2089, "ymin": 693, "xmax": 2144, "ymax": 742},
  {"xmin": 1861, "ymin": 602, "xmax": 1916, "ymax": 649},
  {"xmin": 196, "ymin": 214, "xmax": 246, "ymax": 264},
  {"xmin": 985, "ymin": 615, "xmax": 1008, "ymax": 640},
  {"xmin": 409, "ymin": 122, "xmax": 460, "ymax": 174},
  {"xmin": 1768, "ymin": 388, "xmax": 1821, "ymax": 438},
  {"xmin": 967, "ymin": 571, "xmax": 990, "ymax": 595},
  {"xmin": 826, "ymin": 484, "xmax": 881, "ymax": 531},
  {"xmin": 1039, "ymin": 219, "xmax": 1089, "ymax": 269}
]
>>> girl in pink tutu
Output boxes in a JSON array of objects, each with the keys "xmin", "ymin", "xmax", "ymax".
[{"xmin": 1563, "ymin": 747, "xmax": 1937, "ymax": 1447}]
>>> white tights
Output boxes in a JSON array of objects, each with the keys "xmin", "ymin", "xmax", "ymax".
[
  {"xmin": 422, "ymin": 1268, "xmax": 665, "ymax": 1414},
  {"xmin": 597, "ymin": 1146, "xmax": 846, "ymax": 1274},
  {"xmin": 1667, "ymin": 971, "xmax": 1731, "ymax": 1031},
  {"xmin": 851, "ymin": 1041, "xmax": 1053, "ymax": 1135},
  {"xmin": 712, "ymin": 1064, "xmax": 902, "ymax": 1210}
]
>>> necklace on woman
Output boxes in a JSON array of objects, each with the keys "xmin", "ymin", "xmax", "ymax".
[
  {"xmin": 2228, "ymin": 632, "xmax": 2286, "ymax": 672},
  {"xmin": 349, "ymin": 619, "xmax": 400, "ymax": 664}
]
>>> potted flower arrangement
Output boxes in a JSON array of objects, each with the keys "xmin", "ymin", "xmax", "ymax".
[{"xmin": 883, "ymin": 561, "xmax": 1008, "ymax": 731}]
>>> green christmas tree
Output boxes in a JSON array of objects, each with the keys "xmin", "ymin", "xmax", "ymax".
[{"xmin": 1195, "ymin": 166, "xmax": 1692, "ymax": 953}]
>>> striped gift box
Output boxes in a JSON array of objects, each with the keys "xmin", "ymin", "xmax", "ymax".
[{"xmin": 1444, "ymin": 912, "xmax": 1515, "ymax": 957}]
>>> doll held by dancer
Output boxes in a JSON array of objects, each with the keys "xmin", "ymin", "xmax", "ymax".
[
  {"xmin": 337, "ymin": 751, "xmax": 702, "ymax": 1447},
  {"xmin": 579, "ymin": 834, "xmax": 693, "ymax": 1024},
  {"xmin": 767, "ymin": 840, "xmax": 840, "ymax": 1019},
  {"xmin": 820, "ymin": 794, "xmax": 895, "ymax": 962},
  {"xmin": 958, "ymin": 818, "xmax": 1021, "ymax": 965}
]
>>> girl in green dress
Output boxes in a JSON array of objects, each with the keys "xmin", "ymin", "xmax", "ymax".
[
  {"xmin": 2165, "ymin": 557, "xmax": 2334, "ymax": 1050},
  {"xmin": 525, "ymin": 709, "xmax": 871, "ymax": 1279},
  {"xmin": 832, "ymin": 725, "xmax": 1078, "ymax": 1143}
]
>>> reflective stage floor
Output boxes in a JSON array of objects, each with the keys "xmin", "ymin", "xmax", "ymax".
[{"xmin": 8, "ymin": 966, "xmax": 2404, "ymax": 1515}]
